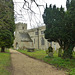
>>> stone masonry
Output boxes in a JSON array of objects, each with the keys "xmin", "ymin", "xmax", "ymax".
[{"xmin": 13, "ymin": 23, "xmax": 60, "ymax": 50}]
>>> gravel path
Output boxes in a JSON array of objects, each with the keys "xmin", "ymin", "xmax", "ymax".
[{"xmin": 10, "ymin": 49, "xmax": 66, "ymax": 75}]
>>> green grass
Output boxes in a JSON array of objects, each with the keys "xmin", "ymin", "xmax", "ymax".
[
  {"xmin": 0, "ymin": 49, "xmax": 11, "ymax": 75},
  {"xmin": 17, "ymin": 49, "xmax": 75, "ymax": 75},
  {"xmin": 18, "ymin": 49, "xmax": 47, "ymax": 60}
]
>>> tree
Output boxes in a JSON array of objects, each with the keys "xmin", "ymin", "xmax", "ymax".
[
  {"xmin": 0, "ymin": 0, "xmax": 15, "ymax": 52},
  {"xmin": 63, "ymin": 0, "xmax": 75, "ymax": 58},
  {"xmin": 0, "ymin": 30, "xmax": 13, "ymax": 52},
  {"xmin": 43, "ymin": 1, "xmax": 75, "ymax": 58},
  {"xmin": 43, "ymin": 4, "xmax": 65, "ymax": 45},
  {"xmin": 66, "ymin": 0, "xmax": 70, "ymax": 10}
]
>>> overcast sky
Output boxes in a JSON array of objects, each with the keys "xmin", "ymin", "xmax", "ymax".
[{"xmin": 13, "ymin": 0, "xmax": 66, "ymax": 29}]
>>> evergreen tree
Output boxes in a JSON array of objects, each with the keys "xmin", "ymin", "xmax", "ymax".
[
  {"xmin": 0, "ymin": 30, "xmax": 13, "ymax": 52},
  {"xmin": 66, "ymin": 0, "xmax": 70, "ymax": 10},
  {"xmin": 0, "ymin": 0, "xmax": 15, "ymax": 52},
  {"xmin": 63, "ymin": 0, "xmax": 75, "ymax": 58},
  {"xmin": 43, "ymin": 0, "xmax": 75, "ymax": 58}
]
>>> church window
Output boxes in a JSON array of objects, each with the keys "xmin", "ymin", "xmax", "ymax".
[
  {"xmin": 35, "ymin": 32, "xmax": 38, "ymax": 35},
  {"xmin": 41, "ymin": 37, "xmax": 45, "ymax": 45}
]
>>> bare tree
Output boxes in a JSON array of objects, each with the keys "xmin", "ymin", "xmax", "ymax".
[{"xmin": 14, "ymin": 0, "xmax": 46, "ymax": 28}]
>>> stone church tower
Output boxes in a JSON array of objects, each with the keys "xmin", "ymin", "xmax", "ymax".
[{"xmin": 13, "ymin": 23, "xmax": 33, "ymax": 49}]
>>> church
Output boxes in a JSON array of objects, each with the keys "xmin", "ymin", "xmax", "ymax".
[{"xmin": 13, "ymin": 23, "xmax": 60, "ymax": 50}]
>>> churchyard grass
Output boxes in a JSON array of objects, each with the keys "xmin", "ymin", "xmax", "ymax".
[
  {"xmin": 18, "ymin": 49, "xmax": 47, "ymax": 60},
  {"xmin": 0, "ymin": 49, "xmax": 11, "ymax": 75},
  {"xmin": 17, "ymin": 49, "xmax": 75, "ymax": 75}
]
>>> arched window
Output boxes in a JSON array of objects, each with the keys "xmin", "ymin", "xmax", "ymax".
[{"xmin": 41, "ymin": 37, "xmax": 45, "ymax": 45}]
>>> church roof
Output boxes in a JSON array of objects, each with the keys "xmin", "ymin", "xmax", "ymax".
[{"xmin": 19, "ymin": 32, "xmax": 32, "ymax": 42}]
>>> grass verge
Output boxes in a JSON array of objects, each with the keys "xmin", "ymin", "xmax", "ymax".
[
  {"xmin": 17, "ymin": 49, "xmax": 75, "ymax": 75},
  {"xmin": 0, "ymin": 49, "xmax": 11, "ymax": 75}
]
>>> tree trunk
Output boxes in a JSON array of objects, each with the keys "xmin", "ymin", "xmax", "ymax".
[
  {"xmin": 58, "ymin": 48, "xmax": 62, "ymax": 57},
  {"xmin": 1, "ymin": 47, "xmax": 5, "ymax": 52},
  {"xmin": 63, "ymin": 44, "xmax": 74, "ymax": 59}
]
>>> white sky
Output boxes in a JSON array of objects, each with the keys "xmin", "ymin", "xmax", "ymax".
[{"xmin": 13, "ymin": 0, "xmax": 66, "ymax": 29}]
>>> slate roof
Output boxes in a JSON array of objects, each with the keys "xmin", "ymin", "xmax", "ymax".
[{"xmin": 19, "ymin": 32, "xmax": 32, "ymax": 42}]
